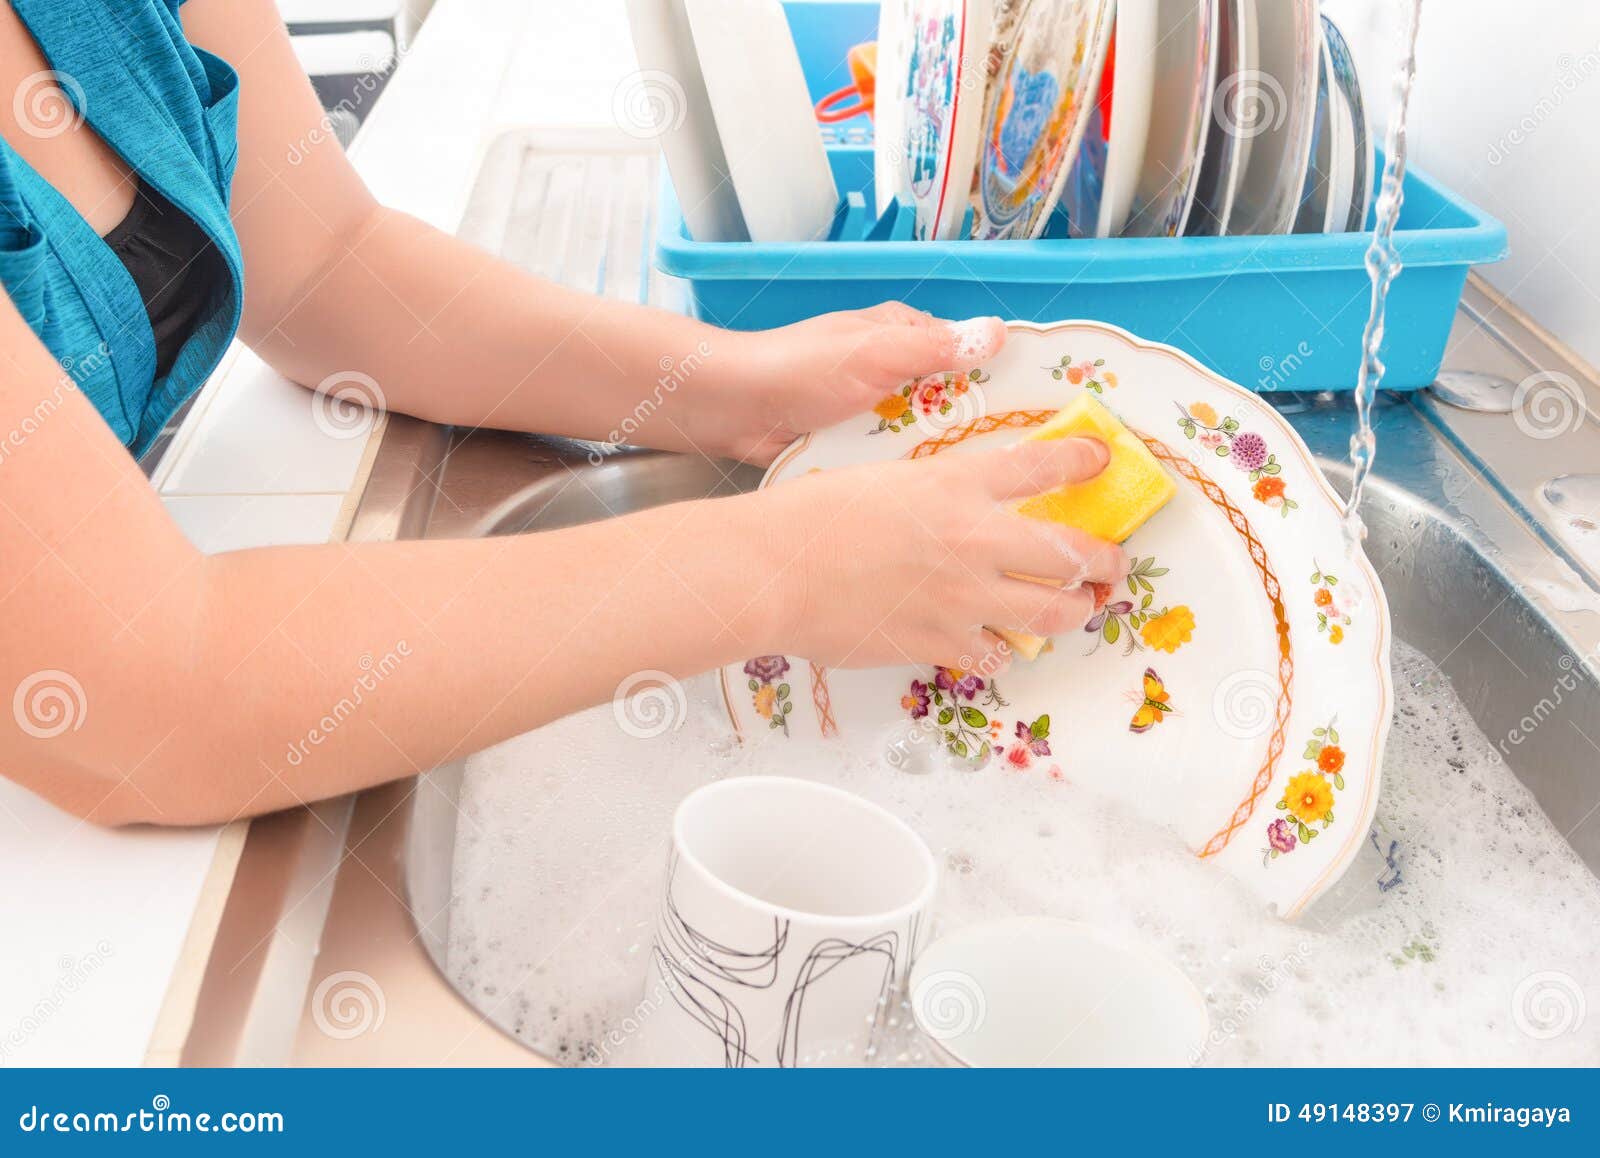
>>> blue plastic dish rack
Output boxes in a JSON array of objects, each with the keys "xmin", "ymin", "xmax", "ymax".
[{"xmin": 655, "ymin": 0, "xmax": 1508, "ymax": 392}]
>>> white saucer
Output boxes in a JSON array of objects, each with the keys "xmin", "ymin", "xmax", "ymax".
[{"xmin": 909, "ymin": 916, "xmax": 1209, "ymax": 1067}]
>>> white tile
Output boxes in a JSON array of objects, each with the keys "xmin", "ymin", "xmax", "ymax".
[
  {"xmin": 159, "ymin": 349, "xmax": 374, "ymax": 496},
  {"xmin": 0, "ymin": 785, "xmax": 222, "ymax": 1066},
  {"xmin": 163, "ymin": 494, "xmax": 347, "ymax": 554}
]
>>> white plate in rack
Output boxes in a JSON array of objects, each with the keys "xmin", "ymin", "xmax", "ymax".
[
  {"xmin": 1226, "ymin": 0, "xmax": 1319, "ymax": 235},
  {"xmin": 687, "ymin": 0, "xmax": 839, "ymax": 242},
  {"xmin": 873, "ymin": 0, "xmax": 995, "ymax": 239},
  {"xmin": 1121, "ymin": 0, "xmax": 1219, "ymax": 238},
  {"xmin": 623, "ymin": 0, "xmax": 748, "ymax": 242}
]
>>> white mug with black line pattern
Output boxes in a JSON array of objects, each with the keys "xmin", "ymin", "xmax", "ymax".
[{"xmin": 640, "ymin": 776, "xmax": 937, "ymax": 1067}]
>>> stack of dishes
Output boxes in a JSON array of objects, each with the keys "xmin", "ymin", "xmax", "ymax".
[{"xmin": 874, "ymin": 0, "xmax": 1373, "ymax": 241}]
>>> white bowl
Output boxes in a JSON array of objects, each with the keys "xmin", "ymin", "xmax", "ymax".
[{"xmin": 909, "ymin": 916, "xmax": 1208, "ymax": 1066}]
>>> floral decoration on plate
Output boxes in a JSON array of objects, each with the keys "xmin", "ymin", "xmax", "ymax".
[
  {"xmin": 1043, "ymin": 354, "xmax": 1117, "ymax": 393},
  {"xmin": 743, "ymin": 655, "xmax": 793, "ymax": 736},
  {"xmin": 1175, "ymin": 401, "xmax": 1300, "ymax": 517},
  {"xmin": 870, "ymin": 368, "xmax": 990, "ymax": 434},
  {"xmin": 1082, "ymin": 557, "xmax": 1195, "ymax": 656},
  {"xmin": 1264, "ymin": 717, "xmax": 1346, "ymax": 863},
  {"xmin": 1310, "ymin": 561, "xmax": 1353, "ymax": 644}
]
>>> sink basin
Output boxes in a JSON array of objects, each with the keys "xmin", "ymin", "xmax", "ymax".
[{"xmin": 357, "ymin": 396, "xmax": 1599, "ymax": 1065}]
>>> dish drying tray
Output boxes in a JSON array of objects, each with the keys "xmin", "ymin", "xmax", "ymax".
[{"xmin": 652, "ymin": 0, "xmax": 1508, "ymax": 393}]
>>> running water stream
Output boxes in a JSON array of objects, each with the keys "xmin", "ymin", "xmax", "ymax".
[{"xmin": 1343, "ymin": 0, "xmax": 1425, "ymax": 552}]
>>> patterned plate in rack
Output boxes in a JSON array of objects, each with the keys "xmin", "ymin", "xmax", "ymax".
[{"xmin": 720, "ymin": 320, "xmax": 1393, "ymax": 918}]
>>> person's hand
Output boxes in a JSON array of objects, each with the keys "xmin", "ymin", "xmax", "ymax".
[
  {"xmin": 754, "ymin": 434, "xmax": 1126, "ymax": 670},
  {"xmin": 696, "ymin": 305, "xmax": 1008, "ymax": 464}
]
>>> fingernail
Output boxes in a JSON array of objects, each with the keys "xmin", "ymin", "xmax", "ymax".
[
  {"xmin": 1074, "ymin": 436, "xmax": 1111, "ymax": 471},
  {"xmin": 946, "ymin": 317, "xmax": 1005, "ymax": 363}
]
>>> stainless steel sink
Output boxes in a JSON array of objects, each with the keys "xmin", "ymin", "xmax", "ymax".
[
  {"xmin": 188, "ymin": 130, "xmax": 1600, "ymax": 1068},
  {"xmin": 354, "ymin": 371, "xmax": 1600, "ymax": 1064}
]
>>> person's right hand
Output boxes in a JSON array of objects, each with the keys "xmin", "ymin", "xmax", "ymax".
[{"xmin": 755, "ymin": 436, "xmax": 1126, "ymax": 671}]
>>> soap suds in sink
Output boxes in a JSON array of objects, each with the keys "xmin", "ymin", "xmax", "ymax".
[{"xmin": 442, "ymin": 640, "xmax": 1600, "ymax": 1066}]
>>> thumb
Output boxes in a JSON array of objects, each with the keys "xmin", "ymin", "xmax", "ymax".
[
  {"xmin": 980, "ymin": 435, "xmax": 1110, "ymax": 500},
  {"xmin": 879, "ymin": 315, "xmax": 1007, "ymax": 378}
]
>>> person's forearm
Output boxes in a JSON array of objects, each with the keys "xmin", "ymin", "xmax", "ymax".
[
  {"xmin": 102, "ymin": 492, "xmax": 782, "ymax": 826},
  {"xmin": 250, "ymin": 206, "xmax": 755, "ymax": 449}
]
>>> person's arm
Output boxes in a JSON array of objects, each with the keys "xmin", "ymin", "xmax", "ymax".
[
  {"xmin": 0, "ymin": 286, "xmax": 1117, "ymax": 826},
  {"xmin": 180, "ymin": 0, "xmax": 996, "ymax": 465}
]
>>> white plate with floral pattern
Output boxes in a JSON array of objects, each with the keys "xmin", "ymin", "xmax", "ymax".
[
  {"xmin": 873, "ymin": 0, "xmax": 994, "ymax": 240},
  {"xmin": 721, "ymin": 320, "xmax": 1393, "ymax": 919}
]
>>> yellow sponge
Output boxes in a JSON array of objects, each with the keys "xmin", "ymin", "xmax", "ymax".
[
  {"xmin": 991, "ymin": 625, "xmax": 1053, "ymax": 662},
  {"xmin": 1015, "ymin": 394, "xmax": 1177, "ymax": 541},
  {"xmin": 989, "ymin": 395, "xmax": 1176, "ymax": 660}
]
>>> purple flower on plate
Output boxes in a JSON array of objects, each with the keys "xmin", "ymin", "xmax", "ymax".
[
  {"xmin": 1229, "ymin": 431, "xmax": 1269, "ymax": 472},
  {"xmin": 1267, "ymin": 818, "xmax": 1297, "ymax": 854},
  {"xmin": 1012, "ymin": 719, "xmax": 1051, "ymax": 758},
  {"xmin": 1084, "ymin": 600, "xmax": 1134, "ymax": 635},
  {"xmin": 936, "ymin": 667, "xmax": 985, "ymax": 701},
  {"xmin": 743, "ymin": 655, "xmax": 791, "ymax": 685},
  {"xmin": 901, "ymin": 680, "xmax": 932, "ymax": 720}
]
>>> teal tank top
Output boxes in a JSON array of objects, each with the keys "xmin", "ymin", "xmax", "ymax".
[{"xmin": 0, "ymin": 0, "xmax": 244, "ymax": 455}]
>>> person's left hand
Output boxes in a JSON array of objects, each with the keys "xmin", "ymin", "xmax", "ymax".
[{"xmin": 693, "ymin": 304, "xmax": 1008, "ymax": 465}]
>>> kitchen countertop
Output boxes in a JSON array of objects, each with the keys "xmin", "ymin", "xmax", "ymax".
[{"xmin": 1, "ymin": 0, "xmax": 603, "ymax": 1067}]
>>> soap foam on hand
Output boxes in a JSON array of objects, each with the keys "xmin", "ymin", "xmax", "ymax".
[{"xmin": 990, "ymin": 394, "xmax": 1178, "ymax": 660}]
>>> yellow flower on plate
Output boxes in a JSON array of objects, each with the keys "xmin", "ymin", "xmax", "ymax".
[
  {"xmin": 1188, "ymin": 401, "xmax": 1218, "ymax": 427},
  {"xmin": 1140, "ymin": 605, "xmax": 1195, "ymax": 653},
  {"xmin": 873, "ymin": 393, "xmax": 907, "ymax": 421},
  {"xmin": 753, "ymin": 684, "xmax": 778, "ymax": 719},
  {"xmin": 1103, "ymin": 371, "xmax": 1118, "ymax": 388},
  {"xmin": 1329, "ymin": 625, "xmax": 1345, "ymax": 645},
  {"xmin": 1283, "ymin": 771, "xmax": 1334, "ymax": 825}
]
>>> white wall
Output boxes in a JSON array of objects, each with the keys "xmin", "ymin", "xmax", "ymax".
[{"xmin": 1323, "ymin": 0, "xmax": 1600, "ymax": 368}]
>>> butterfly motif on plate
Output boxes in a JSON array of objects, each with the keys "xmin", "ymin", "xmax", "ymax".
[{"xmin": 1128, "ymin": 668, "xmax": 1175, "ymax": 734}]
